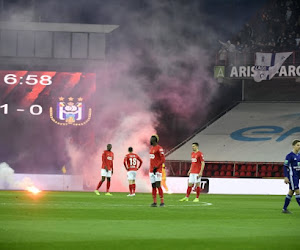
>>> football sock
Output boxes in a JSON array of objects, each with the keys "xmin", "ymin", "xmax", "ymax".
[
  {"xmin": 196, "ymin": 186, "xmax": 201, "ymax": 198},
  {"xmin": 133, "ymin": 184, "xmax": 136, "ymax": 193},
  {"xmin": 96, "ymin": 180, "xmax": 103, "ymax": 190},
  {"xmin": 152, "ymin": 187, "xmax": 157, "ymax": 203},
  {"xmin": 295, "ymin": 194, "xmax": 300, "ymax": 206},
  {"xmin": 106, "ymin": 180, "xmax": 111, "ymax": 192},
  {"xmin": 283, "ymin": 194, "xmax": 292, "ymax": 210},
  {"xmin": 129, "ymin": 184, "xmax": 132, "ymax": 194},
  {"xmin": 186, "ymin": 186, "xmax": 192, "ymax": 197},
  {"xmin": 158, "ymin": 187, "xmax": 164, "ymax": 203}
]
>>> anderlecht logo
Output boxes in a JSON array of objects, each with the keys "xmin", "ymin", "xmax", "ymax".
[{"xmin": 50, "ymin": 97, "xmax": 92, "ymax": 126}]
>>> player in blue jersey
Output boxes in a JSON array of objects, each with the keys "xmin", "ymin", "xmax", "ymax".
[{"xmin": 282, "ymin": 139, "xmax": 300, "ymax": 214}]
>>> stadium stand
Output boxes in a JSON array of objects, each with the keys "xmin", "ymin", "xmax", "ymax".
[
  {"xmin": 217, "ymin": 0, "xmax": 300, "ymax": 66},
  {"xmin": 165, "ymin": 102, "xmax": 298, "ymax": 178},
  {"xmin": 165, "ymin": 0, "xmax": 300, "ymax": 180}
]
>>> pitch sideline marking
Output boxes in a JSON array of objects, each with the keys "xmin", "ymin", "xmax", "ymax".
[{"xmin": 0, "ymin": 201, "xmax": 213, "ymax": 207}]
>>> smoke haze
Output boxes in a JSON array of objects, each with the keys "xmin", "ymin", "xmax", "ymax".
[{"xmin": 0, "ymin": 0, "xmax": 258, "ymax": 191}]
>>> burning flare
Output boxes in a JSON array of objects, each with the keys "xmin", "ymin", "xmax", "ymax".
[{"xmin": 26, "ymin": 186, "xmax": 41, "ymax": 195}]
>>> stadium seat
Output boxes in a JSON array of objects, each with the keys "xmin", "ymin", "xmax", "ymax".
[
  {"xmin": 273, "ymin": 165, "xmax": 279, "ymax": 172},
  {"xmin": 220, "ymin": 171, "xmax": 225, "ymax": 176},
  {"xmin": 246, "ymin": 164, "xmax": 254, "ymax": 172},
  {"xmin": 206, "ymin": 171, "xmax": 212, "ymax": 177},
  {"xmin": 206, "ymin": 164, "xmax": 213, "ymax": 171},
  {"xmin": 260, "ymin": 165, "xmax": 267, "ymax": 172},
  {"xmin": 260, "ymin": 172, "xmax": 266, "ymax": 177},
  {"xmin": 240, "ymin": 165, "xmax": 246, "ymax": 172},
  {"xmin": 274, "ymin": 172, "xmax": 280, "ymax": 177},
  {"xmin": 246, "ymin": 171, "xmax": 252, "ymax": 177},
  {"xmin": 226, "ymin": 171, "xmax": 232, "ymax": 177},
  {"xmin": 234, "ymin": 171, "xmax": 239, "ymax": 177},
  {"xmin": 213, "ymin": 164, "xmax": 219, "ymax": 171},
  {"xmin": 239, "ymin": 171, "xmax": 246, "ymax": 177},
  {"xmin": 226, "ymin": 164, "xmax": 233, "ymax": 171},
  {"xmin": 266, "ymin": 172, "xmax": 272, "ymax": 177},
  {"xmin": 252, "ymin": 165, "xmax": 257, "ymax": 173},
  {"xmin": 220, "ymin": 165, "xmax": 226, "ymax": 171},
  {"xmin": 214, "ymin": 171, "xmax": 220, "ymax": 177},
  {"xmin": 267, "ymin": 165, "xmax": 273, "ymax": 172}
]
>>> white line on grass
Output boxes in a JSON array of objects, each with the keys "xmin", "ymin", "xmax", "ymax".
[{"xmin": 0, "ymin": 201, "xmax": 213, "ymax": 207}]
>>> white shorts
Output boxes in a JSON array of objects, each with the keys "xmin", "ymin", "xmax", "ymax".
[
  {"xmin": 189, "ymin": 174, "xmax": 201, "ymax": 184},
  {"xmin": 101, "ymin": 169, "xmax": 112, "ymax": 177},
  {"xmin": 127, "ymin": 171, "xmax": 137, "ymax": 181},
  {"xmin": 149, "ymin": 172, "xmax": 162, "ymax": 184}
]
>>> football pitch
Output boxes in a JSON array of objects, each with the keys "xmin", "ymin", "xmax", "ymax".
[{"xmin": 0, "ymin": 191, "xmax": 299, "ymax": 250}]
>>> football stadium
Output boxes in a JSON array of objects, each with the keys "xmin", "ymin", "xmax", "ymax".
[{"xmin": 0, "ymin": 0, "xmax": 300, "ymax": 249}]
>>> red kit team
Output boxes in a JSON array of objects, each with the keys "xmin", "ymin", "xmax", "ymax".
[{"xmin": 94, "ymin": 135, "xmax": 205, "ymax": 206}]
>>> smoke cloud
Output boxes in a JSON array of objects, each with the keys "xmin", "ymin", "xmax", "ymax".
[{"xmin": 1, "ymin": 0, "xmax": 224, "ymax": 192}]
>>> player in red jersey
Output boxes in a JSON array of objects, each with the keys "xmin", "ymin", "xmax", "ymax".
[
  {"xmin": 94, "ymin": 144, "xmax": 114, "ymax": 196},
  {"xmin": 180, "ymin": 142, "xmax": 205, "ymax": 202},
  {"xmin": 124, "ymin": 147, "xmax": 143, "ymax": 196},
  {"xmin": 149, "ymin": 135, "xmax": 165, "ymax": 207}
]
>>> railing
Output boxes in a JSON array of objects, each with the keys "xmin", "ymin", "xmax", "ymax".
[
  {"xmin": 216, "ymin": 50, "xmax": 300, "ymax": 66},
  {"xmin": 165, "ymin": 160, "xmax": 284, "ymax": 178}
]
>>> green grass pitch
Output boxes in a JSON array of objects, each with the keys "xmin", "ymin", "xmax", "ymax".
[{"xmin": 0, "ymin": 191, "xmax": 300, "ymax": 250}]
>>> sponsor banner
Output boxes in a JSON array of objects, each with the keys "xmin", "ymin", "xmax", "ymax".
[
  {"xmin": 1, "ymin": 174, "xmax": 286, "ymax": 195},
  {"xmin": 166, "ymin": 177, "xmax": 209, "ymax": 194},
  {"xmin": 227, "ymin": 65, "xmax": 300, "ymax": 78},
  {"xmin": 214, "ymin": 66, "xmax": 225, "ymax": 78},
  {"xmin": 167, "ymin": 177, "xmax": 286, "ymax": 195},
  {"xmin": 0, "ymin": 174, "xmax": 83, "ymax": 191},
  {"xmin": 207, "ymin": 178, "xmax": 286, "ymax": 195}
]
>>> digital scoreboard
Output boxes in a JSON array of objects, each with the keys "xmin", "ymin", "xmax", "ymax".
[{"xmin": 0, "ymin": 70, "xmax": 96, "ymax": 173}]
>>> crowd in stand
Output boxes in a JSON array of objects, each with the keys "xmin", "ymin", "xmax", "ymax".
[{"xmin": 218, "ymin": 0, "xmax": 300, "ymax": 65}]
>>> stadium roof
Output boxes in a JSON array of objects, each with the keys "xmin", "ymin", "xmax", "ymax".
[{"xmin": 0, "ymin": 21, "xmax": 119, "ymax": 33}]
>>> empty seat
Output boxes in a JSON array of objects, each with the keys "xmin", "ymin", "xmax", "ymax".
[
  {"xmin": 234, "ymin": 171, "xmax": 239, "ymax": 177},
  {"xmin": 205, "ymin": 171, "xmax": 212, "ymax": 177},
  {"xmin": 206, "ymin": 164, "xmax": 213, "ymax": 171},
  {"xmin": 246, "ymin": 172, "xmax": 252, "ymax": 177},
  {"xmin": 260, "ymin": 172, "xmax": 266, "ymax": 177},
  {"xmin": 220, "ymin": 165, "xmax": 227, "ymax": 171},
  {"xmin": 267, "ymin": 165, "xmax": 273, "ymax": 172},
  {"xmin": 246, "ymin": 165, "xmax": 251, "ymax": 172},
  {"xmin": 252, "ymin": 165, "xmax": 257, "ymax": 172},
  {"xmin": 214, "ymin": 171, "xmax": 220, "ymax": 177},
  {"xmin": 220, "ymin": 171, "xmax": 225, "ymax": 176},
  {"xmin": 240, "ymin": 165, "xmax": 246, "ymax": 171},
  {"xmin": 239, "ymin": 171, "xmax": 246, "ymax": 177},
  {"xmin": 246, "ymin": 164, "xmax": 254, "ymax": 172},
  {"xmin": 226, "ymin": 164, "xmax": 233, "ymax": 171},
  {"xmin": 266, "ymin": 172, "xmax": 272, "ymax": 177},
  {"xmin": 213, "ymin": 165, "xmax": 219, "ymax": 171},
  {"xmin": 226, "ymin": 171, "xmax": 232, "ymax": 177},
  {"xmin": 273, "ymin": 165, "xmax": 279, "ymax": 172},
  {"xmin": 260, "ymin": 165, "xmax": 267, "ymax": 172},
  {"xmin": 274, "ymin": 172, "xmax": 280, "ymax": 177}
]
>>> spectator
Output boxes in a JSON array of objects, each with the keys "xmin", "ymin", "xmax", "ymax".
[
  {"xmin": 295, "ymin": 33, "xmax": 300, "ymax": 47},
  {"xmin": 218, "ymin": 47, "xmax": 227, "ymax": 65},
  {"xmin": 286, "ymin": 7, "xmax": 292, "ymax": 23}
]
